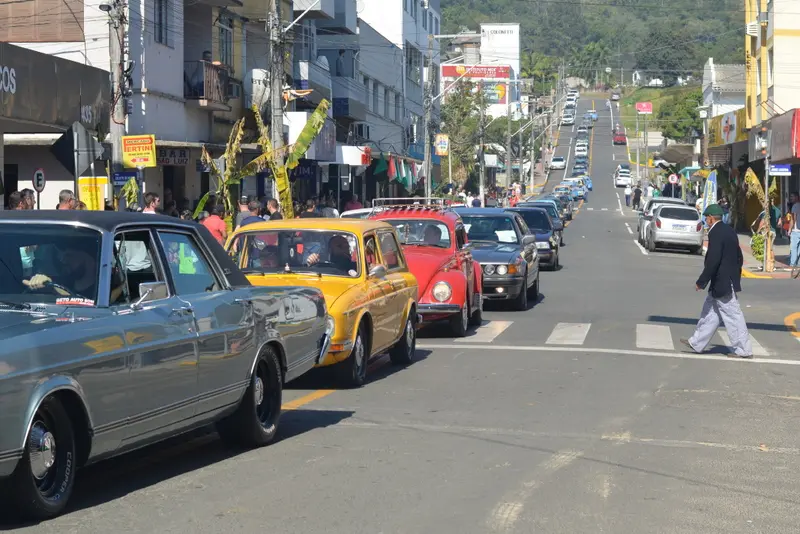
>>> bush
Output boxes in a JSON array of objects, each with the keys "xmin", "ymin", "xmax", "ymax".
[{"xmin": 750, "ymin": 233, "xmax": 764, "ymax": 262}]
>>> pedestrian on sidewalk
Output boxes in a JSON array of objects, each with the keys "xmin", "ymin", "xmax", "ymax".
[
  {"xmin": 624, "ymin": 185, "xmax": 632, "ymax": 207},
  {"xmin": 632, "ymin": 184, "xmax": 642, "ymax": 210},
  {"xmin": 681, "ymin": 204, "xmax": 753, "ymax": 359},
  {"xmin": 789, "ymin": 192, "xmax": 800, "ymax": 267}
]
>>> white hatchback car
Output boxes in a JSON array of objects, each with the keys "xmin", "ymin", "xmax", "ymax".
[
  {"xmin": 637, "ymin": 197, "xmax": 687, "ymax": 244},
  {"xmin": 645, "ymin": 204, "xmax": 703, "ymax": 254}
]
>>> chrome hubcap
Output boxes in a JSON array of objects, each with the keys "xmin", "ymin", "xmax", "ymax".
[
  {"xmin": 254, "ymin": 375, "xmax": 264, "ymax": 407},
  {"xmin": 354, "ymin": 336, "xmax": 364, "ymax": 368},
  {"xmin": 405, "ymin": 319, "xmax": 414, "ymax": 348},
  {"xmin": 29, "ymin": 422, "xmax": 56, "ymax": 480}
]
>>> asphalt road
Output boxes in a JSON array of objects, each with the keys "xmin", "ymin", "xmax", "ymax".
[{"xmin": 6, "ymin": 99, "xmax": 800, "ymax": 533}]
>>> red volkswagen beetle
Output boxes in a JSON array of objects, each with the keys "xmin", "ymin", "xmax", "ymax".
[{"xmin": 370, "ymin": 205, "xmax": 482, "ymax": 336}]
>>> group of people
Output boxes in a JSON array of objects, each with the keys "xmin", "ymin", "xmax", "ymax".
[{"xmin": 6, "ymin": 189, "xmax": 91, "ymax": 211}]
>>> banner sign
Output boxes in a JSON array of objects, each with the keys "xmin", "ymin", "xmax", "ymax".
[
  {"xmin": 701, "ymin": 170, "xmax": 718, "ymax": 216},
  {"xmin": 122, "ymin": 135, "xmax": 157, "ymax": 168},
  {"xmin": 481, "ymin": 82, "xmax": 508, "ymax": 104},
  {"xmin": 77, "ymin": 176, "xmax": 109, "ymax": 210},
  {"xmin": 434, "ymin": 134, "xmax": 450, "ymax": 156},
  {"xmin": 440, "ymin": 65, "xmax": 511, "ymax": 80},
  {"xmin": 708, "ymin": 108, "xmax": 747, "ymax": 148}
]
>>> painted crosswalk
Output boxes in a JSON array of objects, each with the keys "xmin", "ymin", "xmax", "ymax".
[{"xmin": 445, "ymin": 320, "xmax": 782, "ymax": 357}]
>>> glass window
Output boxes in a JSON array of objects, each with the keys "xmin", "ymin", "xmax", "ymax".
[
  {"xmin": 378, "ymin": 232, "xmax": 404, "ymax": 270},
  {"xmin": 422, "ymin": 9, "xmax": 427, "ymax": 29},
  {"xmin": 158, "ymin": 232, "xmax": 221, "ymax": 294},
  {"xmin": 363, "ymin": 76, "xmax": 370, "ymax": 111},
  {"xmin": 219, "ymin": 18, "xmax": 233, "ymax": 66},
  {"xmin": 113, "ymin": 230, "xmax": 166, "ymax": 305},
  {"xmin": 435, "ymin": 17, "xmax": 440, "ymax": 35},
  {"xmin": 154, "ymin": 0, "xmax": 170, "ymax": 45},
  {"xmin": 364, "ymin": 235, "xmax": 380, "ymax": 272},
  {"xmin": 385, "ymin": 88, "xmax": 391, "ymax": 117},
  {"xmin": 383, "ymin": 218, "xmax": 452, "ymax": 248},
  {"xmin": 659, "ymin": 207, "xmax": 699, "ymax": 221},
  {"xmin": 516, "ymin": 210, "xmax": 551, "ymax": 232},
  {"xmin": 456, "ymin": 227, "xmax": 466, "ymax": 249},
  {"xmin": 0, "ymin": 224, "xmax": 102, "ymax": 306},
  {"xmin": 373, "ymin": 81, "xmax": 380, "ymax": 114},
  {"xmin": 515, "ymin": 215, "xmax": 530, "ymax": 236},
  {"xmin": 428, "ymin": 12, "xmax": 433, "ymax": 33},
  {"xmin": 460, "ymin": 216, "xmax": 519, "ymax": 244},
  {"xmin": 229, "ymin": 229, "xmax": 361, "ymax": 278}
]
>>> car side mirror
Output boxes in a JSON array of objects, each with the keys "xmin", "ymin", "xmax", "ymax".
[
  {"xmin": 553, "ymin": 221, "xmax": 564, "ymax": 231},
  {"xmin": 368, "ymin": 265, "xmax": 387, "ymax": 279},
  {"xmin": 522, "ymin": 235, "xmax": 537, "ymax": 246},
  {"xmin": 132, "ymin": 281, "xmax": 168, "ymax": 309}
]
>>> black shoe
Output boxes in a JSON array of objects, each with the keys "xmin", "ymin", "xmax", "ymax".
[{"xmin": 679, "ymin": 338, "xmax": 697, "ymax": 353}]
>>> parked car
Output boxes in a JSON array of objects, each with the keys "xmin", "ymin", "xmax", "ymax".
[
  {"xmin": 637, "ymin": 197, "xmax": 687, "ymax": 244},
  {"xmin": 369, "ymin": 205, "xmax": 482, "ymax": 336},
  {"xmin": 590, "ymin": 110, "xmax": 598, "ymax": 121},
  {"xmin": 614, "ymin": 170, "xmax": 632, "ymax": 187},
  {"xmin": 575, "ymin": 145, "xmax": 589, "ymax": 157},
  {"xmin": 518, "ymin": 201, "xmax": 565, "ymax": 245},
  {"xmin": 507, "ymin": 207, "xmax": 560, "ymax": 270},
  {"xmin": 0, "ymin": 211, "xmax": 334, "ymax": 520},
  {"xmin": 645, "ymin": 205, "xmax": 704, "ymax": 254},
  {"xmin": 613, "ymin": 133, "xmax": 627, "ymax": 145},
  {"xmin": 453, "ymin": 208, "xmax": 540, "ymax": 311},
  {"xmin": 551, "ymin": 156, "xmax": 567, "ymax": 170},
  {"xmin": 574, "ymin": 155, "xmax": 588, "ymax": 165},
  {"xmin": 227, "ymin": 219, "xmax": 419, "ymax": 388},
  {"xmin": 340, "ymin": 208, "xmax": 375, "ymax": 219},
  {"xmin": 577, "ymin": 126, "xmax": 589, "ymax": 136},
  {"xmin": 541, "ymin": 194, "xmax": 573, "ymax": 223}
]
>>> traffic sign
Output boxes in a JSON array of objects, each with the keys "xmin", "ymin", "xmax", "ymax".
[
  {"xmin": 668, "ymin": 174, "xmax": 679, "ymax": 184},
  {"xmin": 635, "ymin": 102, "xmax": 653, "ymax": 114},
  {"xmin": 32, "ymin": 168, "xmax": 46, "ymax": 193}
]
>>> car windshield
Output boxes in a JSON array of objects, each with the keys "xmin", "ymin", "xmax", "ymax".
[
  {"xmin": 382, "ymin": 219, "xmax": 451, "ymax": 248},
  {"xmin": 552, "ymin": 157, "xmax": 564, "ymax": 163},
  {"xmin": 529, "ymin": 203, "xmax": 559, "ymax": 220},
  {"xmin": 515, "ymin": 210, "xmax": 552, "ymax": 232},
  {"xmin": 659, "ymin": 207, "xmax": 699, "ymax": 221},
  {"xmin": 0, "ymin": 224, "xmax": 102, "ymax": 307},
  {"xmin": 228, "ymin": 229, "xmax": 361, "ymax": 278},
  {"xmin": 460, "ymin": 216, "xmax": 519, "ymax": 244}
]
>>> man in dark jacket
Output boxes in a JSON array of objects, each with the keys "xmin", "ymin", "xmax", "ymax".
[{"xmin": 681, "ymin": 204, "xmax": 753, "ymax": 358}]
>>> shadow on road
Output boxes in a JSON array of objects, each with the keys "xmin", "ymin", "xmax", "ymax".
[{"xmin": 648, "ymin": 315, "xmax": 792, "ymax": 334}]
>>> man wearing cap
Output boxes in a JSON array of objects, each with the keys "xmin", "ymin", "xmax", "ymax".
[
  {"xmin": 681, "ymin": 203, "xmax": 753, "ymax": 358},
  {"xmin": 235, "ymin": 196, "xmax": 252, "ymax": 229}
]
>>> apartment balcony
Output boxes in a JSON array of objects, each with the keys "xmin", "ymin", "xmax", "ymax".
[
  {"xmin": 293, "ymin": 0, "xmax": 335, "ymax": 19},
  {"xmin": 184, "ymin": 61, "xmax": 232, "ymax": 112},
  {"xmin": 294, "ymin": 59, "xmax": 333, "ymax": 106},
  {"xmin": 332, "ymin": 75, "xmax": 366, "ymax": 121},
  {"xmin": 316, "ymin": 0, "xmax": 357, "ymax": 35}
]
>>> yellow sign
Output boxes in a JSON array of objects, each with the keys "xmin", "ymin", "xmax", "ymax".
[
  {"xmin": 708, "ymin": 108, "xmax": 747, "ymax": 148},
  {"xmin": 434, "ymin": 134, "xmax": 450, "ymax": 156},
  {"xmin": 122, "ymin": 134, "xmax": 157, "ymax": 168},
  {"xmin": 77, "ymin": 176, "xmax": 109, "ymax": 210}
]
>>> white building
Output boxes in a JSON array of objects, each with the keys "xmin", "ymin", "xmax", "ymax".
[{"xmin": 702, "ymin": 58, "xmax": 745, "ymax": 117}]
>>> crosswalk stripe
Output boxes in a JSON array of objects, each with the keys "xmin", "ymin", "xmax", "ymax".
[
  {"xmin": 586, "ymin": 207, "xmax": 594, "ymax": 211},
  {"xmin": 455, "ymin": 320, "xmax": 513, "ymax": 343},
  {"xmin": 717, "ymin": 331, "xmax": 769, "ymax": 357},
  {"xmin": 636, "ymin": 324, "xmax": 674, "ymax": 351},
  {"xmin": 546, "ymin": 323, "xmax": 591, "ymax": 345}
]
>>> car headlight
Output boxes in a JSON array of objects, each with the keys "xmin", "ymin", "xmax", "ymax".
[
  {"xmin": 536, "ymin": 241, "xmax": 550, "ymax": 250},
  {"xmin": 432, "ymin": 281, "xmax": 452, "ymax": 302},
  {"xmin": 483, "ymin": 264, "xmax": 496, "ymax": 275},
  {"xmin": 496, "ymin": 265, "xmax": 508, "ymax": 275}
]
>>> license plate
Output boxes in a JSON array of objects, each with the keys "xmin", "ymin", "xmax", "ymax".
[{"xmin": 672, "ymin": 225, "xmax": 687, "ymax": 231}]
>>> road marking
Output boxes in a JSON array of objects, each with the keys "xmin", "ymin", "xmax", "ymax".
[
  {"xmin": 586, "ymin": 207, "xmax": 594, "ymax": 211},
  {"xmin": 636, "ymin": 324, "xmax": 675, "ymax": 351},
  {"xmin": 633, "ymin": 239, "xmax": 648, "ymax": 255},
  {"xmin": 417, "ymin": 343, "xmax": 800, "ymax": 366},
  {"xmin": 546, "ymin": 322, "xmax": 591, "ymax": 345},
  {"xmin": 785, "ymin": 312, "xmax": 800, "ymax": 341},
  {"xmin": 717, "ymin": 330, "xmax": 769, "ymax": 357},
  {"xmin": 624, "ymin": 222, "xmax": 633, "ymax": 235},
  {"xmin": 741, "ymin": 269, "xmax": 772, "ymax": 279},
  {"xmin": 282, "ymin": 389, "xmax": 336, "ymax": 410},
  {"xmin": 488, "ymin": 449, "xmax": 583, "ymax": 532},
  {"xmin": 616, "ymin": 192, "xmax": 620, "ymax": 199},
  {"xmin": 601, "ymin": 207, "xmax": 608, "ymax": 211},
  {"xmin": 612, "ymin": 153, "xmax": 615, "ymax": 160},
  {"xmin": 455, "ymin": 320, "xmax": 513, "ymax": 343}
]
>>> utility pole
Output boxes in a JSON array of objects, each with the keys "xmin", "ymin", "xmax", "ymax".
[
  {"xmin": 269, "ymin": 0, "xmax": 284, "ymax": 172},
  {"xmin": 506, "ymin": 80, "xmax": 512, "ymax": 189},
  {"xmin": 106, "ymin": 0, "xmax": 127, "ymax": 206},
  {"xmin": 423, "ymin": 33, "xmax": 434, "ymax": 199},
  {"xmin": 529, "ymin": 118, "xmax": 536, "ymax": 189},
  {"xmin": 644, "ymin": 113, "xmax": 649, "ymax": 183},
  {"xmin": 479, "ymin": 102, "xmax": 486, "ymax": 206},
  {"xmin": 635, "ymin": 111, "xmax": 641, "ymax": 183}
]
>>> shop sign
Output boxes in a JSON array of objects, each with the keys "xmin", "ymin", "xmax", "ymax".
[
  {"xmin": 440, "ymin": 65, "xmax": 511, "ymax": 80},
  {"xmin": 77, "ymin": 176, "xmax": 108, "ymax": 210},
  {"xmin": 769, "ymin": 109, "xmax": 795, "ymax": 162},
  {"xmin": 290, "ymin": 160, "xmax": 317, "ymax": 180},
  {"xmin": 769, "ymin": 164, "xmax": 792, "ymax": 176},
  {"xmin": 157, "ymin": 148, "xmax": 189, "ymax": 166},
  {"xmin": 122, "ymin": 135, "xmax": 157, "ymax": 168},
  {"xmin": 708, "ymin": 108, "xmax": 747, "ymax": 148}
]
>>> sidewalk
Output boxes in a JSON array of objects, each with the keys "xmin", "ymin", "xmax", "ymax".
[{"xmin": 702, "ymin": 232, "xmax": 792, "ymax": 279}]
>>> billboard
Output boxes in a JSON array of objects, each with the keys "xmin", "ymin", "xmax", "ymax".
[
  {"xmin": 708, "ymin": 108, "xmax": 747, "ymax": 148},
  {"xmin": 635, "ymin": 102, "xmax": 653, "ymax": 114},
  {"xmin": 481, "ymin": 82, "xmax": 508, "ymax": 105},
  {"xmin": 440, "ymin": 65, "xmax": 511, "ymax": 80},
  {"xmin": 480, "ymin": 24, "xmax": 520, "ymax": 80}
]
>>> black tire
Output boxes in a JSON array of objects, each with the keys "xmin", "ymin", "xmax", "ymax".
[
  {"xmin": 449, "ymin": 302, "xmax": 469, "ymax": 337},
  {"xmin": 551, "ymin": 252, "xmax": 560, "ymax": 271},
  {"xmin": 694, "ymin": 246, "xmax": 704, "ymax": 255},
  {"xmin": 513, "ymin": 273, "xmax": 528, "ymax": 311},
  {"xmin": 334, "ymin": 324, "xmax": 368, "ymax": 387},
  {"xmin": 389, "ymin": 311, "xmax": 416, "ymax": 365},
  {"xmin": 528, "ymin": 271, "xmax": 540, "ymax": 301},
  {"xmin": 10, "ymin": 396, "xmax": 76, "ymax": 520},
  {"xmin": 217, "ymin": 347, "xmax": 283, "ymax": 447},
  {"xmin": 469, "ymin": 293, "xmax": 483, "ymax": 326},
  {"xmin": 647, "ymin": 234, "xmax": 656, "ymax": 252}
]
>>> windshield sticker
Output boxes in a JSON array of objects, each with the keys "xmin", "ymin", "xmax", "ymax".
[
  {"xmin": 56, "ymin": 297, "xmax": 95, "ymax": 307},
  {"xmin": 496, "ymin": 230, "xmax": 517, "ymax": 243}
]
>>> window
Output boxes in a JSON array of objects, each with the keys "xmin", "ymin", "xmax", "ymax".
[
  {"xmin": 378, "ymin": 231, "xmax": 404, "ymax": 270},
  {"xmin": 113, "ymin": 230, "xmax": 165, "ymax": 305},
  {"xmin": 394, "ymin": 93, "xmax": 401, "ymax": 121},
  {"xmin": 157, "ymin": 232, "xmax": 221, "ymax": 294},
  {"xmin": 154, "ymin": 0, "xmax": 170, "ymax": 45},
  {"xmin": 428, "ymin": 12, "xmax": 433, "ymax": 33},
  {"xmin": 422, "ymin": 9, "xmax": 427, "ymax": 29},
  {"xmin": 364, "ymin": 235, "xmax": 380, "ymax": 272},
  {"xmin": 219, "ymin": 17, "xmax": 234, "ymax": 66},
  {"xmin": 768, "ymin": 48, "xmax": 774, "ymax": 87},
  {"xmin": 384, "ymin": 219, "xmax": 451, "ymax": 248},
  {"xmin": 373, "ymin": 81, "xmax": 380, "ymax": 114},
  {"xmin": 385, "ymin": 88, "xmax": 391, "ymax": 117},
  {"xmin": 435, "ymin": 17, "xmax": 439, "ymax": 35},
  {"xmin": 456, "ymin": 227, "xmax": 467, "ymax": 249},
  {"xmin": 406, "ymin": 46, "xmax": 422, "ymax": 85},
  {"xmin": 363, "ymin": 76, "xmax": 370, "ymax": 111}
]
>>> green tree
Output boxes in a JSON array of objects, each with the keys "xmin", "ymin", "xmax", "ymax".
[
  {"xmin": 657, "ymin": 88, "xmax": 702, "ymax": 142},
  {"xmin": 440, "ymin": 81, "xmax": 485, "ymax": 185},
  {"xmin": 634, "ymin": 26, "xmax": 695, "ymax": 85}
]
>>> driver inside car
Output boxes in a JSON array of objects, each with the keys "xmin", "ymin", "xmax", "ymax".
[
  {"xmin": 423, "ymin": 225, "xmax": 442, "ymax": 246},
  {"xmin": 305, "ymin": 235, "xmax": 357, "ymax": 273}
]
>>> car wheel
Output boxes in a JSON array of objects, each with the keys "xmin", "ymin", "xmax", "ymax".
[
  {"xmin": 10, "ymin": 396, "xmax": 76, "ymax": 520},
  {"xmin": 528, "ymin": 270, "xmax": 540, "ymax": 301},
  {"xmin": 218, "ymin": 346, "xmax": 282, "ymax": 447},
  {"xmin": 450, "ymin": 302, "xmax": 469, "ymax": 337},
  {"xmin": 390, "ymin": 312, "xmax": 416, "ymax": 366},
  {"xmin": 647, "ymin": 234, "xmax": 656, "ymax": 252},
  {"xmin": 469, "ymin": 294, "xmax": 483, "ymax": 326},
  {"xmin": 335, "ymin": 325, "xmax": 368, "ymax": 387},
  {"xmin": 552, "ymin": 252, "xmax": 560, "ymax": 271},
  {"xmin": 694, "ymin": 245, "xmax": 704, "ymax": 255},
  {"xmin": 513, "ymin": 271, "xmax": 529, "ymax": 311}
]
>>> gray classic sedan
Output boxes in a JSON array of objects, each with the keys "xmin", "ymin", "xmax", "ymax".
[{"xmin": 0, "ymin": 211, "xmax": 333, "ymax": 519}]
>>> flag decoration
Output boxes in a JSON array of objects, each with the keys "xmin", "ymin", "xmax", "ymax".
[
  {"xmin": 375, "ymin": 153, "xmax": 388, "ymax": 174},
  {"xmin": 388, "ymin": 156, "xmax": 397, "ymax": 180}
]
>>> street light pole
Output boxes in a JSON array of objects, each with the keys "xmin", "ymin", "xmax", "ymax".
[{"xmin": 423, "ymin": 33, "xmax": 434, "ymax": 199}]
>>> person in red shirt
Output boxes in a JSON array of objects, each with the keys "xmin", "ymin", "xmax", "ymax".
[
  {"xmin": 344, "ymin": 194, "xmax": 363, "ymax": 211},
  {"xmin": 202, "ymin": 204, "xmax": 228, "ymax": 245}
]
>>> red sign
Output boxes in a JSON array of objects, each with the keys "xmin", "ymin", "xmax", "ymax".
[
  {"xmin": 440, "ymin": 65, "xmax": 511, "ymax": 80},
  {"xmin": 635, "ymin": 102, "xmax": 653, "ymax": 114},
  {"xmin": 361, "ymin": 146, "xmax": 372, "ymax": 165}
]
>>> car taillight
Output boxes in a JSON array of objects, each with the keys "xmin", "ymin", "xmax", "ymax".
[
  {"xmin": 655, "ymin": 218, "xmax": 661, "ymax": 229},
  {"xmin": 696, "ymin": 222, "xmax": 703, "ymax": 231}
]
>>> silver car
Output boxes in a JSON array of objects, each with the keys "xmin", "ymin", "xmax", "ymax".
[
  {"xmin": 644, "ymin": 204, "xmax": 704, "ymax": 254},
  {"xmin": 0, "ymin": 211, "xmax": 333, "ymax": 519},
  {"xmin": 637, "ymin": 197, "xmax": 686, "ymax": 244}
]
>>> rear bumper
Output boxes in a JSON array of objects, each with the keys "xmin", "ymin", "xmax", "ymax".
[{"xmin": 652, "ymin": 230, "xmax": 703, "ymax": 246}]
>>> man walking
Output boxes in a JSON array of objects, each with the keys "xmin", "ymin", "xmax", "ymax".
[
  {"xmin": 624, "ymin": 184, "xmax": 632, "ymax": 207},
  {"xmin": 788, "ymin": 192, "xmax": 800, "ymax": 268},
  {"xmin": 681, "ymin": 204, "xmax": 753, "ymax": 358},
  {"xmin": 632, "ymin": 183, "xmax": 642, "ymax": 211}
]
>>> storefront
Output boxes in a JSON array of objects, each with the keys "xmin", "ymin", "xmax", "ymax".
[{"xmin": 767, "ymin": 109, "xmax": 800, "ymax": 215}]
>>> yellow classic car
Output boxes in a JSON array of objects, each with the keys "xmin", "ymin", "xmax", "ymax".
[{"xmin": 226, "ymin": 219, "xmax": 419, "ymax": 387}]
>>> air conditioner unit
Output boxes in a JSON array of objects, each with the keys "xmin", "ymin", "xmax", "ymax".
[
  {"xmin": 227, "ymin": 81, "xmax": 242, "ymax": 99},
  {"xmin": 353, "ymin": 123, "xmax": 370, "ymax": 140},
  {"xmin": 746, "ymin": 22, "xmax": 759, "ymax": 36}
]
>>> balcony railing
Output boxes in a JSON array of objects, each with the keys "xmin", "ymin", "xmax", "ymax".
[{"xmin": 184, "ymin": 60, "xmax": 230, "ymax": 109}]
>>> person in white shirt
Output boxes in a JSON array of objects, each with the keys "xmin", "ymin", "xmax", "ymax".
[
  {"xmin": 789, "ymin": 192, "xmax": 800, "ymax": 267},
  {"xmin": 624, "ymin": 185, "xmax": 632, "ymax": 207},
  {"xmin": 646, "ymin": 184, "xmax": 654, "ymax": 197}
]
